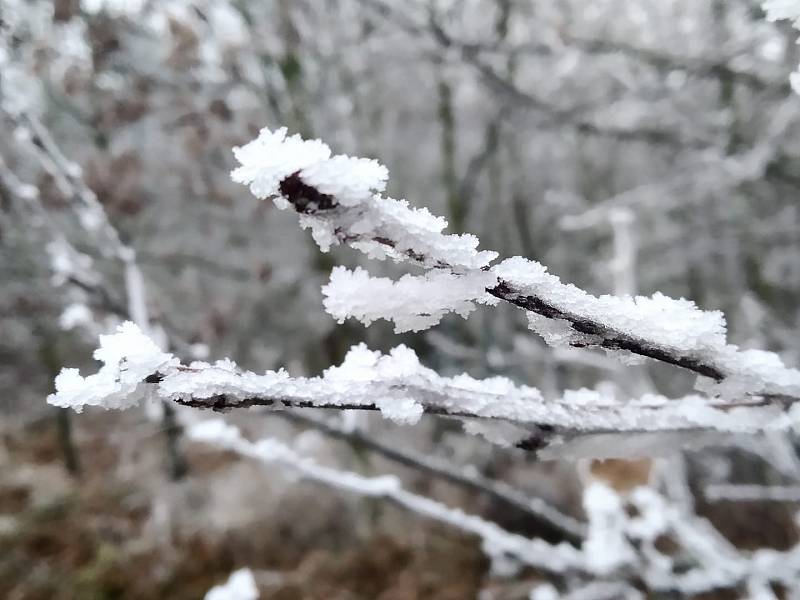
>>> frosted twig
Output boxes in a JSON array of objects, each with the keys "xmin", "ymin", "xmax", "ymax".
[
  {"xmin": 46, "ymin": 322, "xmax": 800, "ymax": 591},
  {"xmin": 704, "ymin": 484, "xmax": 800, "ymax": 503},
  {"xmin": 204, "ymin": 568, "xmax": 259, "ymax": 600},
  {"xmin": 0, "ymin": 156, "xmax": 117, "ymax": 322},
  {"xmin": 189, "ymin": 420, "xmax": 800, "ymax": 594},
  {"xmin": 272, "ymin": 410, "xmax": 587, "ymax": 541},
  {"xmin": 5, "ymin": 106, "xmax": 189, "ymax": 477},
  {"xmin": 187, "ymin": 419, "xmax": 586, "ymax": 574},
  {"xmin": 360, "ymin": 0, "xmax": 714, "ymax": 149},
  {"xmin": 48, "ymin": 323, "xmax": 796, "ymax": 440},
  {"xmin": 230, "ymin": 127, "xmax": 800, "ymax": 403},
  {"xmin": 763, "ymin": 1, "xmax": 800, "ymax": 94},
  {"xmin": 11, "ymin": 110, "xmax": 132, "ymax": 261}
]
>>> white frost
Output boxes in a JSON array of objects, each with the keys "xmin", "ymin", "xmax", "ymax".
[
  {"xmin": 494, "ymin": 256, "xmax": 727, "ymax": 356},
  {"xmin": 231, "ymin": 127, "xmax": 332, "ymax": 200},
  {"xmin": 59, "ymin": 303, "xmax": 93, "ymax": 331},
  {"xmin": 231, "ymin": 127, "xmax": 497, "ymax": 272},
  {"xmin": 47, "ymin": 322, "xmax": 177, "ymax": 412},
  {"xmin": 231, "ymin": 127, "xmax": 387, "ymax": 208},
  {"xmin": 49, "ymin": 323, "xmax": 797, "ymax": 436},
  {"xmin": 581, "ymin": 482, "xmax": 636, "ymax": 575},
  {"xmin": 495, "ymin": 257, "xmax": 800, "ymax": 399},
  {"xmin": 204, "ymin": 568, "xmax": 259, "ymax": 600},
  {"xmin": 763, "ymin": 0, "xmax": 800, "ymax": 23},
  {"xmin": 187, "ymin": 421, "xmax": 584, "ymax": 574},
  {"xmin": 322, "ymin": 266, "xmax": 498, "ymax": 332},
  {"xmin": 763, "ymin": 0, "xmax": 800, "ymax": 93},
  {"xmin": 301, "ymin": 155, "xmax": 388, "ymax": 206},
  {"xmin": 373, "ymin": 396, "xmax": 424, "ymax": 425}
]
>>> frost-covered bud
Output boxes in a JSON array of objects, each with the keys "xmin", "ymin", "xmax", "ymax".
[
  {"xmin": 278, "ymin": 171, "xmax": 337, "ymax": 213},
  {"xmin": 232, "ymin": 127, "xmax": 387, "ymax": 211}
]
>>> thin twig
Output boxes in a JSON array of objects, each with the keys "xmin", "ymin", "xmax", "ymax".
[{"xmin": 272, "ymin": 409, "xmax": 587, "ymax": 542}]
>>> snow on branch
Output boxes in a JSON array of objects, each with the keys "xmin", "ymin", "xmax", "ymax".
[
  {"xmin": 11, "ymin": 109, "xmax": 134, "ymax": 263},
  {"xmin": 204, "ymin": 568, "xmax": 259, "ymax": 600},
  {"xmin": 187, "ymin": 419, "xmax": 585, "ymax": 575},
  {"xmin": 704, "ymin": 483, "xmax": 800, "ymax": 503},
  {"xmin": 188, "ymin": 420, "xmax": 800, "ymax": 594},
  {"xmin": 3, "ymin": 109, "xmax": 156, "ymax": 336},
  {"xmin": 231, "ymin": 128, "xmax": 495, "ymax": 272},
  {"xmin": 577, "ymin": 480, "xmax": 800, "ymax": 594},
  {"xmin": 48, "ymin": 322, "xmax": 178, "ymax": 411},
  {"xmin": 322, "ymin": 266, "xmax": 498, "ymax": 332},
  {"xmin": 763, "ymin": 0, "xmax": 800, "ymax": 94},
  {"xmin": 48, "ymin": 323, "xmax": 799, "ymax": 442},
  {"xmin": 273, "ymin": 410, "xmax": 587, "ymax": 541},
  {"xmin": 231, "ymin": 127, "xmax": 800, "ymax": 402}
]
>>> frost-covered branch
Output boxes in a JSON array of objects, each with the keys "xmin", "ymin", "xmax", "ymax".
[
  {"xmin": 230, "ymin": 127, "xmax": 800, "ymax": 403},
  {"xmin": 204, "ymin": 568, "xmax": 258, "ymax": 600},
  {"xmin": 704, "ymin": 483, "xmax": 800, "ymax": 503},
  {"xmin": 2, "ymin": 108, "xmax": 147, "ymax": 331},
  {"xmin": 186, "ymin": 419, "xmax": 586, "ymax": 575},
  {"xmin": 273, "ymin": 410, "xmax": 586, "ymax": 541},
  {"xmin": 10, "ymin": 110, "xmax": 133, "ymax": 263},
  {"xmin": 359, "ymin": 0, "xmax": 724, "ymax": 149},
  {"xmin": 0, "ymin": 155, "xmax": 121, "ymax": 330},
  {"xmin": 764, "ymin": 0, "xmax": 800, "ymax": 94},
  {"xmin": 576, "ymin": 479, "xmax": 800, "ymax": 595},
  {"xmin": 561, "ymin": 34, "xmax": 788, "ymax": 94},
  {"xmin": 48, "ymin": 323, "xmax": 798, "ymax": 441},
  {"xmin": 4, "ymin": 105, "xmax": 189, "ymax": 478},
  {"xmin": 188, "ymin": 420, "xmax": 800, "ymax": 595}
]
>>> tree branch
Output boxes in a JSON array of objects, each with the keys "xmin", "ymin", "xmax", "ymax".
[
  {"xmin": 51, "ymin": 323, "xmax": 792, "ymax": 441},
  {"xmin": 487, "ymin": 281, "xmax": 725, "ymax": 381},
  {"xmin": 275, "ymin": 169, "xmax": 799, "ymax": 400},
  {"xmin": 271, "ymin": 409, "xmax": 587, "ymax": 542}
]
